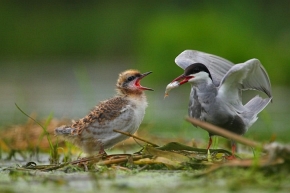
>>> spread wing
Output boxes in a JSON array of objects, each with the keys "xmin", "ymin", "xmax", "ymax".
[
  {"xmin": 175, "ymin": 50, "xmax": 234, "ymax": 86},
  {"xmin": 218, "ymin": 58, "xmax": 272, "ymax": 107}
]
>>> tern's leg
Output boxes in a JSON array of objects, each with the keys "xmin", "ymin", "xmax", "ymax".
[
  {"xmin": 206, "ymin": 136, "xmax": 213, "ymax": 161},
  {"xmin": 207, "ymin": 136, "xmax": 213, "ymax": 150},
  {"xmin": 226, "ymin": 140, "xmax": 236, "ymax": 160}
]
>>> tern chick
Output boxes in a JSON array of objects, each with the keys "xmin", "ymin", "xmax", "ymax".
[{"xmin": 55, "ymin": 70, "xmax": 153, "ymax": 155}]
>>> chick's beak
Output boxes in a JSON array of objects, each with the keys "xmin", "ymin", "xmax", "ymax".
[{"xmin": 135, "ymin": 71, "xmax": 154, "ymax": 91}]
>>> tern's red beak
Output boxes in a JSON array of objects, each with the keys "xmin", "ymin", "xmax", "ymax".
[{"xmin": 172, "ymin": 74, "xmax": 194, "ymax": 85}]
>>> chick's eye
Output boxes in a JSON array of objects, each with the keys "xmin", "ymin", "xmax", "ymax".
[{"xmin": 127, "ymin": 76, "xmax": 135, "ymax": 81}]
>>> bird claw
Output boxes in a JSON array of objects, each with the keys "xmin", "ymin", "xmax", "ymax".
[{"xmin": 225, "ymin": 155, "xmax": 236, "ymax": 160}]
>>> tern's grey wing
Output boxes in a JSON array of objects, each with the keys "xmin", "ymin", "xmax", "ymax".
[
  {"xmin": 239, "ymin": 59, "xmax": 272, "ymax": 98},
  {"xmin": 175, "ymin": 50, "xmax": 234, "ymax": 86},
  {"xmin": 218, "ymin": 59, "xmax": 272, "ymax": 106}
]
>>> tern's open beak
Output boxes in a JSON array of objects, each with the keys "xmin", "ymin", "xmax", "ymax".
[
  {"xmin": 135, "ymin": 71, "xmax": 154, "ymax": 91},
  {"xmin": 172, "ymin": 74, "xmax": 194, "ymax": 85},
  {"xmin": 164, "ymin": 74, "xmax": 193, "ymax": 98}
]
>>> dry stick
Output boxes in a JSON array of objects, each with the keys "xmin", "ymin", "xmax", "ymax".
[
  {"xmin": 113, "ymin": 129, "xmax": 159, "ymax": 147},
  {"xmin": 41, "ymin": 155, "xmax": 104, "ymax": 171},
  {"xmin": 98, "ymin": 155, "xmax": 145, "ymax": 165},
  {"xmin": 186, "ymin": 117, "xmax": 263, "ymax": 149},
  {"xmin": 41, "ymin": 163, "xmax": 70, "ymax": 172}
]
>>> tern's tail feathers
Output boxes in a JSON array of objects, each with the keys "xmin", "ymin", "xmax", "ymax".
[
  {"xmin": 245, "ymin": 95, "xmax": 272, "ymax": 114},
  {"xmin": 243, "ymin": 95, "xmax": 272, "ymax": 126},
  {"xmin": 55, "ymin": 125, "xmax": 76, "ymax": 136}
]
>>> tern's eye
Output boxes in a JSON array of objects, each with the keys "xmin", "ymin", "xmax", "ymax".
[{"xmin": 127, "ymin": 76, "xmax": 135, "ymax": 81}]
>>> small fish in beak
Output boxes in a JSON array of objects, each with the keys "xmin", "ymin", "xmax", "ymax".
[{"xmin": 164, "ymin": 81, "xmax": 180, "ymax": 98}]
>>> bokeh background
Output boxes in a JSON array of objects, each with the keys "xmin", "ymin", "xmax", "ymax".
[{"xmin": 1, "ymin": 1, "xmax": 290, "ymax": 144}]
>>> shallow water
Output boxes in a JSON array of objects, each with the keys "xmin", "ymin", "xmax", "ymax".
[{"xmin": 1, "ymin": 162, "xmax": 289, "ymax": 193}]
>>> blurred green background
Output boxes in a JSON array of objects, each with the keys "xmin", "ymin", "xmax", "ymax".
[{"xmin": 1, "ymin": 1, "xmax": 290, "ymax": 143}]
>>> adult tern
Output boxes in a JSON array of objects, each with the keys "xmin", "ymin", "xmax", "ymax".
[{"xmin": 165, "ymin": 50, "xmax": 272, "ymax": 158}]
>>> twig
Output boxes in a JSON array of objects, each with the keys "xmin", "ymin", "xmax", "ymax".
[
  {"xmin": 97, "ymin": 155, "xmax": 146, "ymax": 165},
  {"xmin": 186, "ymin": 117, "xmax": 262, "ymax": 149},
  {"xmin": 113, "ymin": 129, "xmax": 159, "ymax": 147},
  {"xmin": 40, "ymin": 155, "xmax": 103, "ymax": 171},
  {"xmin": 40, "ymin": 163, "xmax": 70, "ymax": 171}
]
